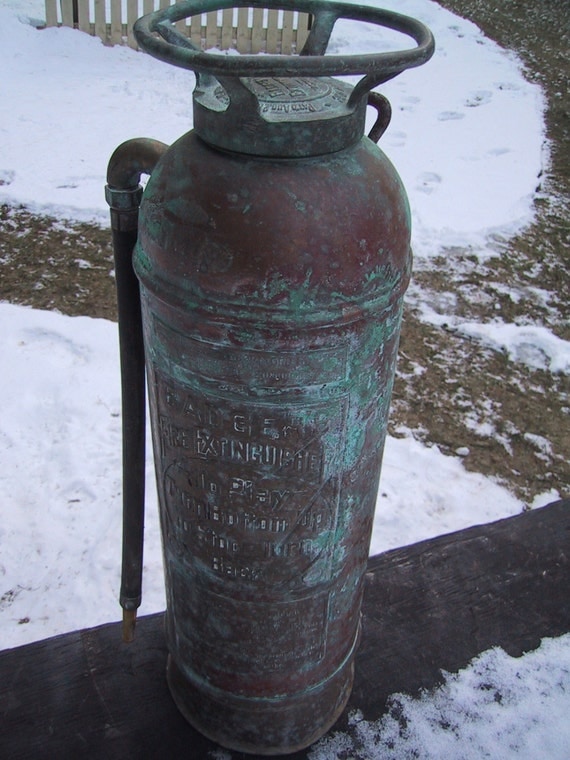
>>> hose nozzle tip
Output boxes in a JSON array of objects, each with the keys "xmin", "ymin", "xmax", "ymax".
[{"xmin": 122, "ymin": 608, "xmax": 137, "ymax": 643}]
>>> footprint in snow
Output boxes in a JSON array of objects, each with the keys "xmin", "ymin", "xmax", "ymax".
[
  {"xmin": 0, "ymin": 169, "xmax": 15, "ymax": 186},
  {"xmin": 385, "ymin": 130, "xmax": 407, "ymax": 148},
  {"xmin": 487, "ymin": 147, "xmax": 511, "ymax": 157},
  {"xmin": 464, "ymin": 90, "xmax": 493, "ymax": 107},
  {"xmin": 399, "ymin": 95, "xmax": 421, "ymax": 113},
  {"xmin": 437, "ymin": 111, "xmax": 465, "ymax": 121},
  {"xmin": 415, "ymin": 172, "xmax": 442, "ymax": 195}
]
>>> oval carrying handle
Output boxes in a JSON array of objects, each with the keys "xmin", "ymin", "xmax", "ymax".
[{"xmin": 134, "ymin": 0, "xmax": 435, "ymax": 103}]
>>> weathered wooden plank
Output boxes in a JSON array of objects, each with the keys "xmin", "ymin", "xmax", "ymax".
[
  {"xmin": 281, "ymin": 9, "xmax": 294, "ymax": 54},
  {"xmin": 266, "ymin": 8, "xmax": 279, "ymax": 53},
  {"xmin": 76, "ymin": 0, "xmax": 89, "ymax": 34},
  {"xmin": 221, "ymin": 7, "xmax": 234, "ymax": 50},
  {"xmin": 352, "ymin": 498, "xmax": 570, "ymax": 718},
  {"xmin": 236, "ymin": 7, "xmax": 249, "ymax": 53},
  {"xmin": 110, "ymin": 0, "xmax": 123, "ymax": 45},
  {"xmin": 1, "ymin": 500, "xmax": 567, "ymax": 758},
  {"xmin": 251, "ymin": 6, "xmax": 264, "ymax": 54},
  {"xmin": 126, "ymin": 0, "xmax": 138, "ymax": 48},
  {"xmin": 45, "ymin": 0, "xmax": 58, "ymax": 28},
  {"xmin": 206, "ymin": 10, "xmax": 218, "ymax": 49},
  {"xmin": 60, "ymin": 0, "xmax": 74, "ymax": 28},
  {"xmin": 296, "ymin": 11, "xmax": 311, "ymax": 52},
  {"xmin": 94, "ymin": 0, "xmax": 106, "ymax": 43}
]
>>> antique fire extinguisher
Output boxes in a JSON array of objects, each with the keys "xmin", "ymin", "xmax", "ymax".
[{"xmin": 106, "ymin": 0, "xmax": 433, "ymax": 753}]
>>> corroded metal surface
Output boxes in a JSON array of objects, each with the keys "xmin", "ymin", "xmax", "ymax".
[
  {"xmin": 124, "ymin": 1, "xmax": 434, "ymax": 752},
  {"xmin": 134, "ymin": 132, "xmax": 412, "ymax": 753}
]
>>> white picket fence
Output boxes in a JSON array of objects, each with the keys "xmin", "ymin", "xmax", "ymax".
[{"xmin": 44, "ymin": 1, "xmax": 312, "ymax": 53}]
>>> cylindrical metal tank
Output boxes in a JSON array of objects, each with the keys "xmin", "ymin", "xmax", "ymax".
[{"xmin": 107, "ymin": 1, "xmax": 434, "ymax": 753}]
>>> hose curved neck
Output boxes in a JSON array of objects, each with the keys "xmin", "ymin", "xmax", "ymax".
[{"xmin": 105, "ymin": 137, "xmax": 168, "ymax": 643}]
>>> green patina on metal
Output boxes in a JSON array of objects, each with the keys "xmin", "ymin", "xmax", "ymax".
[{"xmin": 115, "ymin": 0, "xmax": 436, "ymax": 754}]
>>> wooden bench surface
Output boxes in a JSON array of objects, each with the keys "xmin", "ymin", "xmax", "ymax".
[{"xmin": 1, "ymin": 499, "xmax": 568, "ymax": 758}]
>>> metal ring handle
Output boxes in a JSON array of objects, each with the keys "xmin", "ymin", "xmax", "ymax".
[{"xmin": 134, "ymin": 0, "xmax": 434, "ymax": 91}]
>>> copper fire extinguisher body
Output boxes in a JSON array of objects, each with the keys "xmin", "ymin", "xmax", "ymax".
[
  {"xmin": 134, "ymin": 131, "xmax": 410, "ymax": 753},
  {"xmin": 115, "ymin": 1, "xmax": 435, "ymax": 753}
]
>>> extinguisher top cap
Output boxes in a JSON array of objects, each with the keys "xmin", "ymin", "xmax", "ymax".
[
  {"xmin": 133, "ymin": 0, "xmax": 435, "ymax": 157},
  {"xmin": 192, "ymin": 74, "xmax": 367, "ymax": 158}
]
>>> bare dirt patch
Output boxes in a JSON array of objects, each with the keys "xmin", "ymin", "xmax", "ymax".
[
  {"xmin": 0, "ymin": 205, "xmax": 116, "ymax": 320},
  {"xmin": 1, "ymin": 0, "xmax": 568, "ymax": 508}
]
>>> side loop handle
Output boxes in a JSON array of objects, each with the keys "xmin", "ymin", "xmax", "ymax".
[{"xmin": 367, "ymin": 92, "xmax": 392, "ymax": 144}]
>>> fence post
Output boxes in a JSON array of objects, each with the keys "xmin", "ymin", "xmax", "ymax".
[
  {"xmin": 281, "ymin": 11, "xmax": 294, "ymax": 53},
  {"xmin": 94, "ymin": 0, "xmax": 106, "ymax": 43},
  {"xmin": 60, "ymin": 0, "xmax": 74, "ymax": 28},
  {"xmin": 126, "ymin": 0, "xmax": 138, "ymax": 49},
  {"xmin": 251, "ymin": 7, "xmax": 264, "ymax": 54},
  {"xmin": 297, "ymin": 12, "xmax": 311, "ymax": 51},
  {"xmin": 45, "ymin": 0, "xmax": 58, "ymax": 27},
  {"xmin": 206, "ymin": 11, "xmax": 218, "ymax": 49},
  {"xmin": 221, "ymin": 8, "xmax": 233, "ymax": 49},
  {"xmin": 110, "ymin": 0, "xmax": 122, "ymax": 45},
  {"xmin": 77, "ymin": 0, "xmax": 89, "ymax": 34}
]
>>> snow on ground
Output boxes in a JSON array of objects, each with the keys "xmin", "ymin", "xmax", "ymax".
[
  {"xmin": 420, "ymin": 306, "xmax": 570, "ymax": 373},
  {"xmin": 309, "ymin": 634, "xmax": 570, "ymax": 759},
  {"xmin": 1, "ymin": 1, "xmax": 569, "ymax": 757}
]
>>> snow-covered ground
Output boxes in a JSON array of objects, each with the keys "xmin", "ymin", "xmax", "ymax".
[{"xmin": 1, "ymin": 1, "xmax": 568, "ymax": 757}]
